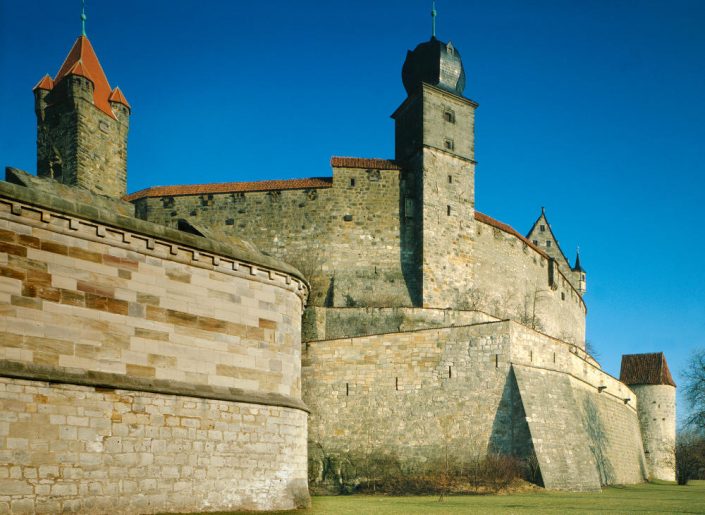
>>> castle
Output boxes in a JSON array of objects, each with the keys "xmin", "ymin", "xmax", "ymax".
[{"xmin": 0, "ymin": 13, "xmax": 676, "ymax": 514}]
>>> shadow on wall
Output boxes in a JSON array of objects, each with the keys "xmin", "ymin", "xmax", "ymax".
[
  {"xmin": 582, "ymin": 397, "xmax": 615, "ymax": 485},
  {"xmin": 488, "ymin": 368, "xmax": 544, "ymax": 487}
]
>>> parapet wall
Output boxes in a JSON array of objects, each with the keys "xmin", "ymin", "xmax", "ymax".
[
  {"xmin": 471, "ymin": 218, "xmax": 586, "ymax": 345},
  {"xmin": 0, "ymin": 177, "xmax": 310, "ymax": 512},
  {"xmin": 131, "ymin": 163, "xmax": 413, "ymax": 308}
]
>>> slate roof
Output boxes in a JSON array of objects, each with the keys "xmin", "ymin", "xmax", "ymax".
[{"xmin": 620, "ymin": 352, "xmax": 676, "ymax": 387}]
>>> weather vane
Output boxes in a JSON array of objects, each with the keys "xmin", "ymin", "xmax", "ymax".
[
  {"xmin": 81, "ymin": 0, "xmax": 87, "ymax": 36},
  {"xmin": 431, "ymin": 1, "xmax": 437, "ymax": 38}
]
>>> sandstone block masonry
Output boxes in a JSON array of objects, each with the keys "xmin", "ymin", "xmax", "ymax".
[
  {"xmin": 0, "ymin": 172, "xmax": 310, "ymax": 513},
  {"xmin": 303, "ymin": 320, "xmax": 646, "ymax": 492}
]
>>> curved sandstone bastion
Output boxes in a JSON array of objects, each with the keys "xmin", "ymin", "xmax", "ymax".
[{"xmin": 0, "ymin": 173, "xmax": 310, "ymax": 513}]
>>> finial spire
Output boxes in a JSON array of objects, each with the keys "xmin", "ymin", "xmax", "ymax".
[
  {"xmin": 81, "ymin": 0, "xmax": 87, "ymax": 36},
  {"xmin": 431, "ymin": 1, "xmax": 437, "ymax": 38}
]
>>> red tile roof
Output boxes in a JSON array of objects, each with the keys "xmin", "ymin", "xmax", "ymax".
[
  {"xmin": 620, "ymin": 353, "xmax": 676, "ymax": 387},
  {"xmin": 108, "ymin": 86, "xmax": 131, "ymax": 109},
  {"xmin": 474, "ymin": 211, "xmax": 547, "ymax": 258},
  {"xmin": 124, "ymin": 177, "xmax": 333, "ymax": 201},
  {"xmin": 53, "ymin": 35, "xmax": 115, "ymax": 119},
  {"xmin": 331, "ymin": 157, "xmax": 401, "ymax": 170},
  {"xmin": 33, "ymin": 74, "xmax": 54, "ymax": 91}
]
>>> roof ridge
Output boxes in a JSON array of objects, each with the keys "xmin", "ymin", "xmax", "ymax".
[{"xmin": 124, "ymin": 177, "xmax": 334, "ymax": 202}]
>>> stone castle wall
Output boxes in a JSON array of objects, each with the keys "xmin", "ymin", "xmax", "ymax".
[
  {"xmin": 132, "ymin": 164, "xmax": 413, "ymax": 308},
  {"xmin": 131, "ymin": 165, "xmax": 586, "ymax": 344},
  {"xmin": 471, "ymin": 218, "xmax": 586, "ymax": 345},
  {"xmin": 303, "ymin": 319, "xmax": 645, "ymax": 491},
  {"xmin": 0, "ymin": 177, "xmax": 310, "ymax": 512},
  {"xmin": 631, "ymin": 384, "xmax": 676, "ymax": 481},
  {"xmin": 0, "ymin": 378, "xmax": 308, "ymax": 514}
]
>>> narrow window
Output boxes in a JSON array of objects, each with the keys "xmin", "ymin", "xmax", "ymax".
[
  {"xmin": 404, "ymin": 198, "xmax": 414, "ymax": 219},
  {"xmin": 346, "ymin": 383, "xmax": 349, "ymax": 396},
  {"xmin": 447, "ymin": 205, "xmax": 451, "ymax": 216},
  {"xmin": 395, "ymin": 377, "xmax": 399, "ymax": 391},
  {"xmin": 444, "ymin": 139, "xmax": 454, "ymax": 151},
  {"xmin": 350, "ymin": 178, "xmax": 356, "ymax": 187},
  {"xmin": 444, "ymin": 110, "xmax": 455, "ymax": 123},
  {"xmin": 561, "ymin": 292, "xmax": 565, "ymax": 300},
  {"xmin": 448, "ymin": 175, "xmax": 453, "ymax": 184},
  {"xmin": 539, "ymin": 224, "xmax": 546, "ymax": 232},
  {"xmin": 546, "ymin": 240, "xmax": 552, "ymax": 247},
  {"xmin": 448, "ymin": 366, "xmax": 452, "ymax": 378}
]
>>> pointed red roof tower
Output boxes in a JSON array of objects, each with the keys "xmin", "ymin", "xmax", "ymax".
[{"xmin": 34, "ymin": 33, "xmax": 130, "ymax": 198}]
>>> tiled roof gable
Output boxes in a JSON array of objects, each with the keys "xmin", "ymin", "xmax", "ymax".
[
  {"xmin": 331, "ymin": 157, "xmax": 400, "ymax": 170},
  {"xmin": 620, "ymin": 352, "xmax": 676, "ymax": 387},
  {"xmin": 54, "ymin": 35, "xmax": 115, "ymax": 119},
  {"xmin": 125, "ymin": 177, "xmax": 333, "ymax": 202}
]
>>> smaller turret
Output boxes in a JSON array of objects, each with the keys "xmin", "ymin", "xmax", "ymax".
[
  {"xmin": 573, "ymin": 249, "xmax": 586, "ymax": 294},
  {"xmin": 620, "ymin": 353, "xmax": 676, "ymax": 482},
  {"xmin": 34, "ymin": 34, "xmax": 129, "ymax": 198}
]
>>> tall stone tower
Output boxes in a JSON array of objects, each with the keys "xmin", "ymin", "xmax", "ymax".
[
  {"xmin": 392, "ymin": 34, "xmax": 477, "ymax": 308},
  {"xmin": 34, "ymin": 35, "xmax": 130, "ymax": 198},
  {"xmin": 620, "ymin": 353, "xmax": 677, "ymax": 481}
]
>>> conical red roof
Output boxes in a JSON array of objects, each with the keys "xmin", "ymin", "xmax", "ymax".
[
  {"xmin": 53, "ymin": 35, "xmax": 115, "ymax": 118},
  {"xmin": 108, "ymin": 86, "xmax": 131, "ymax": 109},
  {"xmin": 33, "ymin": 74, "xmax": 54, "ymax": 91}
]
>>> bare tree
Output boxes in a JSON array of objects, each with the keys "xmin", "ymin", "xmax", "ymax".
[{"xmin": 684, "ymin": 349, "xmax": 705, "ymax": 431}]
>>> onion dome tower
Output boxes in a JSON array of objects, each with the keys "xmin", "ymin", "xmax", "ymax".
[
  {"xmin": 620, "ymin": 353, "xmax": 676, "ymax": 481},
  {"xmin": 391, "ymin": 2, "xmax": 478, "ymax": 308},
  {"xmin": 401, "ymin": 36, "xmax": 466, "ymax": 97},
  {"xmin": 33, "ymin": 4, "xmax": 129, "ymax": 199}
]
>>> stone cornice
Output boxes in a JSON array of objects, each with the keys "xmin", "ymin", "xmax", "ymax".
[
  {"xmin": 0, "ymin": 360, "xmax": 310, "ymax": 413},
  {"xmin": 0, "ymin": 173, "xmax": 310, "ymax": 303}
]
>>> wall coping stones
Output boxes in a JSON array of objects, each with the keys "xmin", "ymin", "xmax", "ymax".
[
  {"xmin": 0, "ymin": 359, "xmax": 310, "ymax": 413},
  {"xmin": 1, "ymin": 168, "xmax": 309, "ymax": 298},
  {"xmin": 475, "ymin": 214, "xmax": 587, "ymax": 312}
]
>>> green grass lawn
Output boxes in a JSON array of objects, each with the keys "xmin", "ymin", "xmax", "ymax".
[{"xmin": 228, "ymin": 480, "xmax": 705, "ymax": 514}]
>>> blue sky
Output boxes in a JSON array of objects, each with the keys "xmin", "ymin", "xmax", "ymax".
[{"xmin": 1, "ymin": 1, "xmax": 704, "ymax": 422}]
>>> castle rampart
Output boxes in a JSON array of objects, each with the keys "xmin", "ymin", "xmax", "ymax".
[
  {"xmin": 303, "ymin": 319, "xmax": 644, "ymax": 492},
  {"xmin": 0, "ymin": 170, "xmax": 310, "ymax": 512},
  {"xmin": 129, "ymin": 161, "xmax": 586, "ymax": 344}
]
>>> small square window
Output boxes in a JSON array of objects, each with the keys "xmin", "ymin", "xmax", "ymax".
[
  {"xmin": 546, "ymin": 240, "xmax": 552, "ymax": 247},
  {"xmin": 444, "ymin": 139, "xmax": 454, "ymax": 151},
  {"xmin": 444, "ymin": 110, "xmax": 455, "ymax": 123},
  {"xmin": 532, "ymin": 240, "xmax": 538, "ymax": 245}
]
